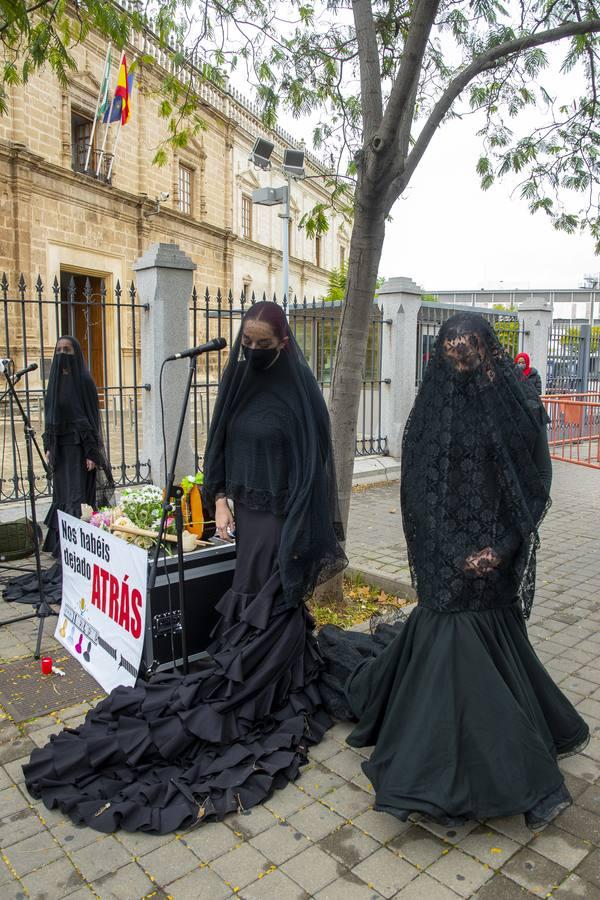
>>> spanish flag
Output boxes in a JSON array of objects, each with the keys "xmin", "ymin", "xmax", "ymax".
[
  {"xmin": 103, "ymin": 72, "xmax": 134, "ymax": 124},
  {"xmin": 114, "ymin": 54, "xmax": 130, "ymax": 125}
]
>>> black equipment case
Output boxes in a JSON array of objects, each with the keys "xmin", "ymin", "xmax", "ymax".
[{"xmin": 140, "ymin": 541, "xmax": 236, "ymax": 677}]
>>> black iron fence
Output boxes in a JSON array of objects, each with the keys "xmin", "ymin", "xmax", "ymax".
[
  {"xmin": 546, "ymin": 321, "xmax": 600, "ymax": 395},
  {"xmin": 189, "ymin": 290, "xmax": 389, "ymax": 467},
  {"xmin": 416, "ymin": 303, "xmax": 527, "ymax": 386},
  {"xmin": 0, "ymin": 273, "xmax": 150, "ymax": 504},
  {"xmin": 0, "ymin": 276, "xmax": 388, "ymax": 504}
]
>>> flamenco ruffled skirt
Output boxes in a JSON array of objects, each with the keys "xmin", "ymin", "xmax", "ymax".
[
  {"xmin": 319, "ymin": 604, "xmax": 589, "ymax": 829},
  {"xmin": 23, "ymin": 504, "xmax": 330, "ymax": 834}
]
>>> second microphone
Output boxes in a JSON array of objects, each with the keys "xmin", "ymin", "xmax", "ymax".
[{"xmin": 166, "ymin": 337, "xmax": 227, "ymax": 361}]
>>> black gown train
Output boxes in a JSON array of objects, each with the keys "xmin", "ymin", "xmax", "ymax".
[{"xmin": 23, "ymin": 504, "xmax": 331, "ymax": 833}]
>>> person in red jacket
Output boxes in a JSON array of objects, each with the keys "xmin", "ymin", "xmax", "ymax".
[{"xmin": 515, "ymin": 351, "xmax": 542, "ymax": 394}]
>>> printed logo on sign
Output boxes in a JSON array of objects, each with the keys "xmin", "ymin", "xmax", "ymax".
[
  {"xmin": 55, "ymin": 511, "xmax": 147, "ymax": 694},
  {"xmin": 63, "ymin": 604, "xmax": 99, "ymax": 643}
]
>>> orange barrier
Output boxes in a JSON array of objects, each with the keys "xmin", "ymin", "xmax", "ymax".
[{"xmin": 542, "ymin": 394, "xmax": 600, "ymax": 469}]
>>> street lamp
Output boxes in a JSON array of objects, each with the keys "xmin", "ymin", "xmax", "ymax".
[{"xmin": 249, "ymin": 139, "xmax": 305, "ymax": 303}]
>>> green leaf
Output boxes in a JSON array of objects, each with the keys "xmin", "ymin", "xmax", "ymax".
[{"xmin": 152, "ymin": 148, "xmax": 169, "ymax": 167}]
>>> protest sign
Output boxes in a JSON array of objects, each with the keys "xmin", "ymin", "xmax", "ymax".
[{"xmin": 55, "ymin": 512, "xmax": 147, "ymax": 693}]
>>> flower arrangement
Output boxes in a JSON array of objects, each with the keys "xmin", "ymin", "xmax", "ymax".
[
  {"xmin": 120, "ymin": 485, "xmax": 168, "ymax": 532},
  {"xmin": 88, "ymin": 486, "xmax": 176, "ymax": 551}
]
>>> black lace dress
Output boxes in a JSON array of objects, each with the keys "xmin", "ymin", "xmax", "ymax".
[{"xmin": 320, "ymin": 314, "xmax": 588, "ymax": 830}]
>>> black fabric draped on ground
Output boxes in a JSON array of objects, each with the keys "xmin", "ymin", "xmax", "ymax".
[
  {"xmin": 3, "ymin": 561, "xmax": 62, "ymax": 606},
  {"xmin": 23, "ymin": 504, "xmax": 331, "ymax": 834},
  {"xmin": 319, "ymin": 606, "xmax": 588, "ymax": 828}
]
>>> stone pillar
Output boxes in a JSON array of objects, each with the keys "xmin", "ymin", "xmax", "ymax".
[
  {"xmin": 378, "ymin": 277, "xmax": 423, "ymax": 459},
  {"xmin": 134, "ymin": 243, "xmax": 197, "ymax": 483},
  {"xmin": 517, "ymin": 298, "xmax": 552, "ymax": 394}
]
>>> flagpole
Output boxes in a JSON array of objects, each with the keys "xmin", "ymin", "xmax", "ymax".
[
  {"xmin": 106, "ymin": 121, "xmax": 123, "ymax": 181},
  {"xmin": 96, "ymin": 96, "xmax": 117, "ymax": 177},
  {"xmin": 85, "ymin": 42, "xmax": 111, "ymax": 173}
]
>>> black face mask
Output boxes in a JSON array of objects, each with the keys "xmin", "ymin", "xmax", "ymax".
[
  {"xmin": 57, "ymin": 352, "xmax": 75, "ymax": 372},
  {"xmin": 243, "ymin": 346, "xmax": 279, "ymax": 371}
]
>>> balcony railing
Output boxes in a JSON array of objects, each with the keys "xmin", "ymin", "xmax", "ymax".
[{"xmin": 72, "ymin": 143, "xmax": 113, "ymax": 185}]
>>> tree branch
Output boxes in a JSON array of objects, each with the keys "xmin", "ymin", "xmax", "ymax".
[
  {"xmin": 376, "ymin": 0, "xmax": 441, "ymax": 154},
  {"xmin": 383, "ymin": 17, "xmax": 600, "ymax": 213},
  {"xmin": 0, "ymin": 0, "xmax": 53, "ymax": 35},
  {"xmin": 352, "ymin": 0, "xmax": 383, "ymax": 141}
]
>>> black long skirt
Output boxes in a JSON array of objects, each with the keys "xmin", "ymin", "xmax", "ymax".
[
  {"xmin": 23, "ymin": 503, "xmax": 330, "ymax": 833},
  {"xmin": 43, "ymin": 441, "xmax": 97, "ymax": 555},
  {"xmin": 319, "ymin": 604, "xmax": 589, "ymax": 829}
]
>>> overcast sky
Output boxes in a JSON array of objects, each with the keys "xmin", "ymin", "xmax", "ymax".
[{"xmin": 380, "ymin": 116, "xmax": 599, "ymax": 293}]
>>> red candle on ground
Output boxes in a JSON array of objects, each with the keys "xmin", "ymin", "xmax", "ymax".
[{"xmin": 41, "ymin": 657, "xmax": 52, "ymax": 675}]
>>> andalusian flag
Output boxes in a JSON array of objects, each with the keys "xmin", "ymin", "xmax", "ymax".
[
  {"xmin": 114, "ymin": 54, "xmax": 130, "ymax": 125},
  {"xmin": 97, "ymin": 46, "xmax": 113, "ymax": 121}
]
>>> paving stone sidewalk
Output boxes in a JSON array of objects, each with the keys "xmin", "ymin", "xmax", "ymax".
[{"xmin": 0, "ymin": 461, "xmax": 598, "ymax": 899}]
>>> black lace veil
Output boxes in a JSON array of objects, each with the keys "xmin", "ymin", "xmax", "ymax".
[
  {"xmin": 203, "ymin": 302, "xmax": 347, "ymax": 609},
  {"xmin": 44, "ymin": 336, "xmax": 114, "ymax": 508},
  {"xmin": 401, "ymin": 313, "xmax": 550, "ymax": 619}
]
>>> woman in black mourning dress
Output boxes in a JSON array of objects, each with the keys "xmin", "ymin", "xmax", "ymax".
[
  {"xmin": 320, "ymin": 312, "xmax": 589, "ymax": 831},
  {"xmin": 4, "ymin": 336, "xmax": 113, "ymax": 606},
  {"xmin": 42, "ymin": 335, "xmax": 113, "ymax": 554},
  {"xmin": 23, "ymin": 302, "xmax": 347, "ymax": 834}
]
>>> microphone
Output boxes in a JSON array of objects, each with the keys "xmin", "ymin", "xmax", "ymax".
[
  {"xmin": 12, "ymin": 362, "xmax": 38, "ymax": 381},
  {"xmin": 0, "ymin": 358, "xmax": 12, "ymax": 375},
  {"xmin": 166, "ymin": 337, "xmax": 227, "ymax": 361}
]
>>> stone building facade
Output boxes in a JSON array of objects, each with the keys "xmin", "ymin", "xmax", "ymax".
[{"xmin": 0, "ymin": 18, "xmax": 349, "ymax": 388}]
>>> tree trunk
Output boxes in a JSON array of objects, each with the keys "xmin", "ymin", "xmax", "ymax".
[{"xmin": 320, "ymin": 197, "xmax": 386, "ymax": 602}]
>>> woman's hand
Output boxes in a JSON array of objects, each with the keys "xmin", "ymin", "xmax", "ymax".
[
  {"xmin": 215, "ymin": 497, "xmax": 235, "ymax": 540},
  {"xmin": 85, "ymin": 459, "xmax": 97, "ymax": 472},
  {"xmin": 464, "ymin": 547, "xmax": 500, "ymax": 576},
  {"xmin": 45, "ymin": 451, "xmax": 50, "ymax": 464}
]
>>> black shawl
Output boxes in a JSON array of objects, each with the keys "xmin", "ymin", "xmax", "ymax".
[
  {"xmin": 401, "ymin": 313, "xmax": 550, "ymax": 619},
  {"xmin": 44, "ymin": 336, "xmax": 113, "ymax": 508},
  {"xmin": 203, "ymin": 305, "xmax": 347, "ymax": 610}
]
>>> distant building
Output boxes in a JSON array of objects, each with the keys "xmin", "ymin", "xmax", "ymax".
[{"xmin": 426, "ymin": 289, "xmax": 599, "ymax": 323}]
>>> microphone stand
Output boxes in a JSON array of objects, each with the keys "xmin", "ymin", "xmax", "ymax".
[
  {"xmin": 147, "ymin": 355, "xmax": 198, "ymax": 675},
  {"xmin": 0, "ymin": 371, "xmax": 27, "ymax": 405},
  {"xmin": 0, "ymin": 369, "xmax": 53, "ymax": 657}
]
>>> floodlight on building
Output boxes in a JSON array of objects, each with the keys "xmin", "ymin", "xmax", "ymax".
[
  {"xmin": 249, "ymin": 137, "xmax": 275, "ymax": 170},
  {"xmin": 282, "ymin": 148, "xmax": 305, "ymax": 179}
]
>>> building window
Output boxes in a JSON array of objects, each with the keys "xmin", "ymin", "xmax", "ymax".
[
  {"xmin": 241, "ymin": 195, "xmax": 253, "ymax": 240},
  {"xmin": 71, "ymin": 112, "xmax": 94, "ymax": 174},
  {"xmin": 178, "ymin": 164, "xmax": 192, "ymax": 214},
  {"xmin": 71, "ymin": 110, "xmax": 114, "ymax": 182},
  {"xmin": 315, "ymin": 234, "xmax": 322, "ymax": 268},
  {"xmin": 340, "ymin": 245, "xmax": 346, "ymax": 269}
]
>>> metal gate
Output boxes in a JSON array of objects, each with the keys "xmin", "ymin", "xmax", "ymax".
[
  {"xmin": 546, "ymin": 322, "xmax": 599, "ymax": 395},
  {"xmin": 189, "ymin": 291, "xmax": 389, "ymax": 467},
  {"xmin": 0, "ymin": 273, "xmax": 150, "ymax": 504}
]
